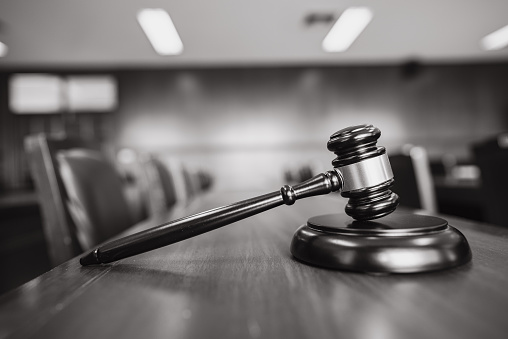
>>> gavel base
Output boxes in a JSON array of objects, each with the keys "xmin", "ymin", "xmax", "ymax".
[{"xmin": 290, "ymin": 212, "xmax": 472, "ymax": 274}]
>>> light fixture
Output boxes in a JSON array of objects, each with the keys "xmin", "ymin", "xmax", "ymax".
[
  {"xmin": 9, "ymin": 74, "xmax": 63, "ymax": 114},
  {"xmin": 481, "ymin": 24, "xmax": 508, "ymax": 51},
  {"xmin": 137, "ymin": 8, "xmax": 183, "ymax": 55},
  {"xmin": 66, "ymin": 76, "xmax": 118, "ymax": 112},
  {"xmin": 322, "ymin": 7, "xmax": 373, "ymax": 53},
  {"xmin": 0, "ymin": 41, "xmax": 8, "ymax": 57}
]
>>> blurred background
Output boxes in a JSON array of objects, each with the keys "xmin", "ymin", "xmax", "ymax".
[{"xmin": 0, "ymin": 0, "xmax": 507, "ymax": 293}]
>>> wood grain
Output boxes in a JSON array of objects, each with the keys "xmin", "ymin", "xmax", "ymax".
[{"xmin": 1, "ymin": 192, "xmax": 508, "ymax": 339}]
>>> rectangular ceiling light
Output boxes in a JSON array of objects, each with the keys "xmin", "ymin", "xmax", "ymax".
[
  {"xmin": 137, "ymin": 8, "xmax": 183, "ymax": 55},
  {"xmin": 322, "ymin": 7, "xmax": 373, "ymax": 53},
  {"xmin": 481, "ymin": 24, "xmax": 508, "ymax": 51},
  {"xmin": 67, "ymin": 76, "xmax": 118, "ymax": 112}
]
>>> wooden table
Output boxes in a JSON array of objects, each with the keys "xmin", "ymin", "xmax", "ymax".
[{"xmin": 1, "ymin": 192, "xmax": 507, "ymax": 339}]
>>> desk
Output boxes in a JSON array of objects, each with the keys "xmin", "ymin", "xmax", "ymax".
[{"xmin": 1, "ymin": 192, "xmax": 508, "ymax": 339}]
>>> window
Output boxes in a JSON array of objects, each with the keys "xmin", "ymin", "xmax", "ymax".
[{"xmin": 9, "ymin": 74, "xmax": 118, "ymax": 114}]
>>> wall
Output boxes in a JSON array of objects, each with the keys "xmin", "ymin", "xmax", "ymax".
[
  {"xmin": 115, "ymin": 64, "xmax": 508, "ymax": 191},
  {"xmin": 1, "ymin": 64, "xmax": 507, "ymax": 192}
]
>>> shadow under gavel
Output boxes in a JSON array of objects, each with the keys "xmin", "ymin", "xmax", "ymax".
[{"xmin": 81, "ymin": 125, "xmax": 470, "ymax": 274}]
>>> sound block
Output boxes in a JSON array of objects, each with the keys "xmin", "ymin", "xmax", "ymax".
[{"xmin": 290, "ymin": 212, "xmax": 472, "ymax": 273}]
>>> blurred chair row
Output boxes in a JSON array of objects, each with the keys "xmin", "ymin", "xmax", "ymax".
[
  {"xmin": 25, "ymin": 134, "xmax": 212, "ymax": 267},
  {"xmin": 391, "ymin": 135, "xmax": 508, "ymax": 227},
  {"xmin": 283, "ymin": 135, "xmax": 508, "ymax": 228},
  {"xmin": 26, "ymin": 130, "xmax": 506, "ymax": 269}
]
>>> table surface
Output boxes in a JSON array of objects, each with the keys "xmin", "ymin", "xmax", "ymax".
[{"xmin": 1, "ymin": 192, "xmax": 508, "ymax": 339}]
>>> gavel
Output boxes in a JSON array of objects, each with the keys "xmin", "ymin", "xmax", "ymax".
[{"xmin": 81, "ymin": 124, "xmax": 471, "ymax": 273}]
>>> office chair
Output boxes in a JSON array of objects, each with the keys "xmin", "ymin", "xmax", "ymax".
[
  {"xmin": 389, "ymin": 145, "xmax": 437, "ymax": 213},
  {"xmin": 472, "ymin": 133, "xmax": 508, "ymax": 227},
  {"xmin": 25, "ymin": 135, "xmax": 134, "ymax": 266},
  {"xmin": 136, "ymin": 155, "xmax": 179, "ymax": 216},
  {"xmin": 182, "ymin": 166, "xmax": 198, "ymax": 201}
]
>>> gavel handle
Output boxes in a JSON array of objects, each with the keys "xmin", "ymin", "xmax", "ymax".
[{"xmin": 80, "ymin": 170, "xmax": 343, "ymax": 266}]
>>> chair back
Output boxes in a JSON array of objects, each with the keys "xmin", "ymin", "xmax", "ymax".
[
  {"xmin": 57, "ymin": 149, "xmax": 133, "ymax": 248},
  {"xmin": 389, "ymin": 146, "xmax": 437, "ymax": 213},
  {"xmin": 25, "ymin": 135, "xmax": 133, "ymax": 266},
  {"xmin": 182, "ymin": 166, "xmax": 197, "ymax": 201},
  {"xmin": 137, "ymin": 156, "xmax": 178, "ymax": 216},
  {"xmin": 152, "ymin": 158, "xmax": 178, "ymax": 209},
  {"xmin": 473, "ymin": 133, "xmax": 508, "ymax": 227}
]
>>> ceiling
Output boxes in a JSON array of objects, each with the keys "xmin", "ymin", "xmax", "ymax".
[{"xmin": 1, "ymin": 0, "xmax": 508, "ymax": 69}]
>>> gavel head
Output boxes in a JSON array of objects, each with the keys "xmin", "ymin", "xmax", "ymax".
[{"xmin": 328, "ymin": 124, "xmax": 399, "ymax": 220}]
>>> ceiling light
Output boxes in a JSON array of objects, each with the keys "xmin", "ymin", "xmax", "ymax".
[
  {"xmin": 0, "ymin": 41, "xmax": 8, "ymax": 57},
  {"xmin": 322, "ymin": 7, "xmax": 373, "ymax": 53},
  {"xmin": 481, "ymin": 24, "xmax": 508, "ymax": 51},
  {"xmin": 137, "ymin": 9, "xmax": 183, "ymax": 55}
]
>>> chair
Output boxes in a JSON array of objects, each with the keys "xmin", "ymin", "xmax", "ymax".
[
  {"xmin": 152, "ymin": 158, "xmax": 179, "ymax": 207},
  {"xmin": 389, "ymin": 145, "xmax": 437, "ymax": 213},
  {"xmin": 137, "ymin": 155, "xmax": 178, "ymax": 216},
  {"xmin": 472, "ymin": 133, "xmax": 508, "ymax": 227},
  {"xmin": 164, "ymin": 159, "xmax": 199, "ymax": 205},
  {"xmin": 182, "ymin": 166, "xmax": 197, "ymax": 201},
  {"xmin": 25, "ymin": 134, "xmax": 134, "ymax": 266}
]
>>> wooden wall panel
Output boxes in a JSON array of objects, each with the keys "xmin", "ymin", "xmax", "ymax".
[
  {"xmin": 1, "ymin": 64, "xmax": 508, "ymax": 191},
  {"xmin": 114, "ymin": 64, "xmax": 508, "ymax": 190}
]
